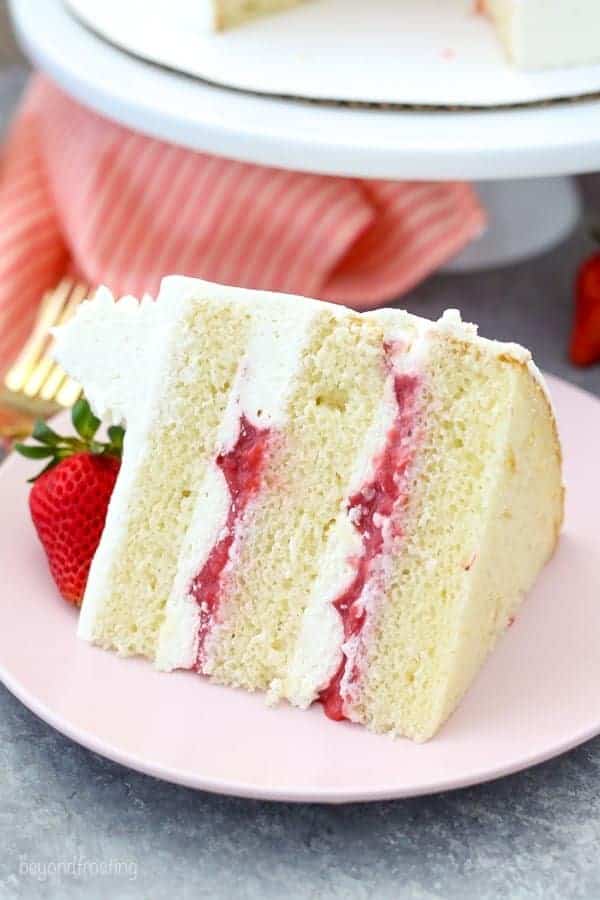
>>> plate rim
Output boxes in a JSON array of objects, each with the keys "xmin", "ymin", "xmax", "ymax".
[{"xmin": 2, "ymin": 650, "xmax": 599, "ymax": 803}]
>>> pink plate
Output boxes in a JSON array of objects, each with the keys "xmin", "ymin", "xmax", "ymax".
[{"xmin": 1, "ymin": 374, "xmax": 599, "ymax": 803}]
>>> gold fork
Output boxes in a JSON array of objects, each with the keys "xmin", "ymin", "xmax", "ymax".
[{"xmin": 0, "ymin": 279, "xmax": 91, "ymax": 440}]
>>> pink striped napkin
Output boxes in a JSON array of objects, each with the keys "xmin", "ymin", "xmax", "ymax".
[{"xmin": 0, "ymin": 75, "xmax": 486, "ymax": 374}]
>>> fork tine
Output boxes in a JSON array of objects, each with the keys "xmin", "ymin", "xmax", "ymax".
[
  {"xmin": 55, "ymin": 377, "xmax": 82, "ymax": 409},
  {"xmin": 23, "ymin": 356, "xmax": 56, "ymax": 398},
  {"xmin": 61, "ymin": 281, "xmax": 90, "ymax": 319},
  {"xmin": 38, "ymin": 363, "xmax": 68, "ymax": 402},
  {"xmin": 22, "ymin": 281, "xmax": 87, "ymax": 399},
  {"xmin": 3, "ymin": 280, "xmax": 73, "ymax": 393}
]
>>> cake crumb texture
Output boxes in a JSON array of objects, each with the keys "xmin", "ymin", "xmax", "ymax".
[{"xmin": 352, "ymin": 335, "xmax": 563, "ymax": 740}]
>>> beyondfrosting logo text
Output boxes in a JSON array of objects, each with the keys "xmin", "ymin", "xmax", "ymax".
[{"xmin": 18, "ymin": 854, "xmax": 138, "ymax": 882}]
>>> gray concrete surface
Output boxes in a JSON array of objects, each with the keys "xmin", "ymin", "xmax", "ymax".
[{"xmin": 2, "ymin": 8, "xmax": 600, "ymax": 898}]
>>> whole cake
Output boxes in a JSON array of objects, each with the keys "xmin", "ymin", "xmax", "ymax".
[
  {"xmin": 54, "ymin": 277, "xmax": 563, "ymax": 741},
  {"xmin": 205, "ymin": 0, "xmax": 600, "ymax": 70}
]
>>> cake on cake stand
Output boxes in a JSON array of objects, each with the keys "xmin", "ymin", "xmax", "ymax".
[{"xmin": 11, "ymin": 0, "xmax": 600, "ymax": 271}]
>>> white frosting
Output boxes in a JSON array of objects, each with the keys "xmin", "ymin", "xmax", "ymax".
[
  {"xmin": 53, "ymin": 287, "xmax": 164, "ymax": 425},
  {"xmin": 155, "ymin": 294, "xmax": 320, "ymax": 671},
  {"xmin": 155, "ymin": 459, "xmax": 231, "ymax": 671},
  {"xmin": 195, "ymin": 0, "xmax": 217, "ymax": 31},
  {"xmin": 166, "ymin": 0, "xmax": 217, "ymax": 31},
  {"xmin": 54, "ymin": 285, "xmax": 195, "ymax": 642},
  {"xmin": 284, "ymin": 378, "xmax": 396, "ymax": 708}
]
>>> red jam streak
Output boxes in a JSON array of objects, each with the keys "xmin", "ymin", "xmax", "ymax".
[
  {"xmin": 190, "ymin": 415, "xmax": 270, "ymax": 671},
  {"xmin": 319, "ymin": 374, "xmax": 421, "ymax": 721}
]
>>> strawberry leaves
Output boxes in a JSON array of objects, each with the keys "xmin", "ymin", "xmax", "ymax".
[
  {"xmin": 71, "ymin": 396, "xmax": 101, "ymax": 441},
  {"xmin": 15, "ymin": 397, "xmax": 125, "ymax": 482},
  {"xmin": 15, "ymin": 444, "xmax": 57, "ymax": 460}
]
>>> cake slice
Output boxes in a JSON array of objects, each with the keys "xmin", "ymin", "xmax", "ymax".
[
  {"xmin": 54, "ymin": 277, "xmax": 563, "ymax": 741},
  {"xmin": 206, "ymin": 0, "xmax": 600, "ymax": 71}
]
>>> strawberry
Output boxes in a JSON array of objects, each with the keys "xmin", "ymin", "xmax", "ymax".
[
  {"xmin": 15, "ymin": 399, "xmax": 124, "ymax": 606},
  {"xmin": 570, "ymin": 232, "xmax": 600, "ymax": 367}
]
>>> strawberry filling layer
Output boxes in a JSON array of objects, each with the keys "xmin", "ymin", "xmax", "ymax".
[
  {"xmin": 319, "ymin": 373, "xmax": 421, "ymax": 721},
  {"xmin": 189, "ymin": 415, "xmax": 271, "ymax": 671}
]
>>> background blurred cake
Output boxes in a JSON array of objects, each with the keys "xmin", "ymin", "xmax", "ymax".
[{"xmin": 207, "ymin": 0, "xmax": 600, "ymax": 70}]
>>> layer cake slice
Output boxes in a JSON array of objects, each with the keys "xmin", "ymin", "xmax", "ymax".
[{"xmin": 54, "ymin": 276, "xmax": 563, "ymax": 740}]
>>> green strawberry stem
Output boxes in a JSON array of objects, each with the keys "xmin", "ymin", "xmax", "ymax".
[{"xmin": 15, "ymin": 397, "xmax": 125, "ymax": 482}]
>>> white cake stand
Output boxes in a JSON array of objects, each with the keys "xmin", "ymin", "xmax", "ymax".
[{"xmin": 11, "ymin": 0, "xmax": 600, "ymax": 270}]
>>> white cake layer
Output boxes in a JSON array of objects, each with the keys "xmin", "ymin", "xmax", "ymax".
[{"xmin": 155, "ymin": 297, "xmax": 320, "ymax": 672}]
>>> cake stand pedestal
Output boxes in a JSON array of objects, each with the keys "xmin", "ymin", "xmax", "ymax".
[
  {"xmin": 444, "ymin": 177, "xmax": 582, "ymax": 271},
  {"xmin": 11, "ymin": 0, "xmax": 600, "ymax": 271}
]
